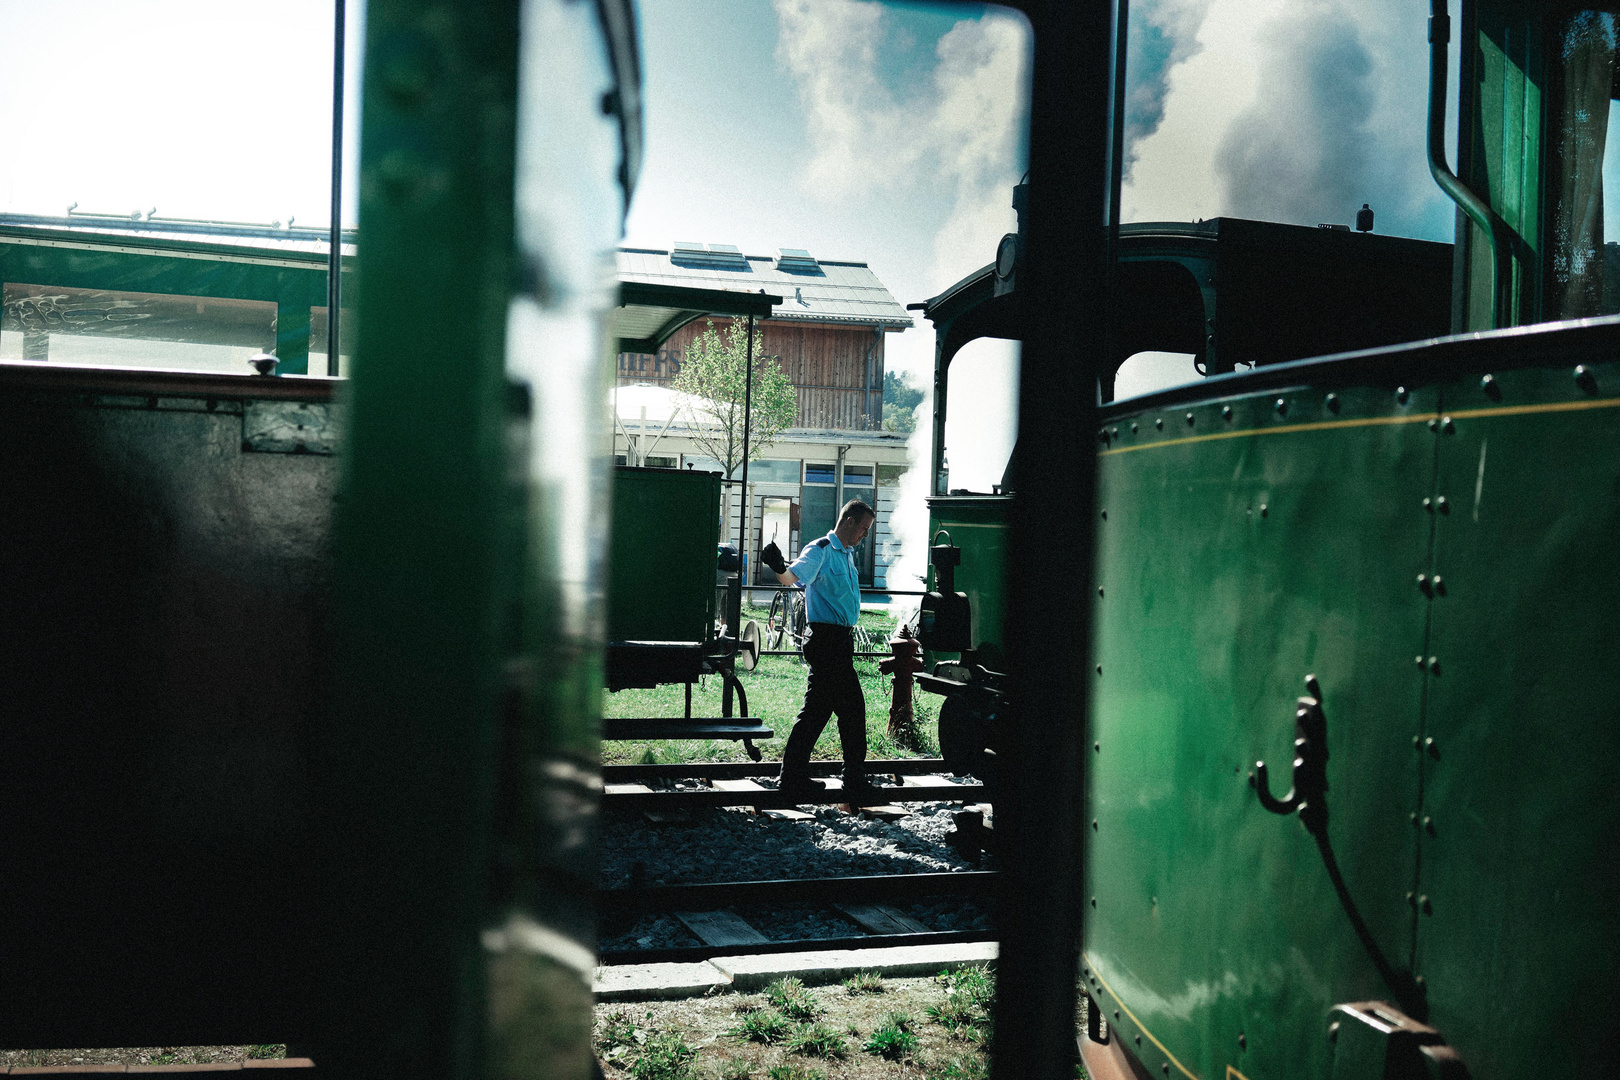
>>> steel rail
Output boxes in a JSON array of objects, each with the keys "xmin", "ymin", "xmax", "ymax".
[
  {"xmin": 759, "ymin": 649, "xmax": 894, "ymax": 658},
  {"xmin": 600, "ymin": 870, "xmax": 997, "ymax": 916},
  {"xmin": 603, "ymin": 757, "xmax": 953, "ymax": 783},
  {"xmin": 599, "ymin": 928, "xmax": 996, "ymax": 966},
  {"xmin": 603, "ymin": 776, "xmax": 983, "ymax": 812}
]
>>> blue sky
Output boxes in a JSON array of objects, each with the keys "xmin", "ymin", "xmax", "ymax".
[
  {"xmin": 626, "ymin": 1, "xmax": 1029, "ymax": 308},
  {"xmin": 626, "ymin": 0, "xmax": 1033, "ymax": 496}
]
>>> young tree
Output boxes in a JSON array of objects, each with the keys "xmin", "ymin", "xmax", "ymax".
[
  {"xmin": 881, "ymin": 369, "xmax": 924, "ymax": 433},
  {"xmin": 672, "ymin": 318, "xmax": 798, "ymax": 478}
]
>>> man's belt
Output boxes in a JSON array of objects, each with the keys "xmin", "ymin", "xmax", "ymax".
[{"xmin": 808, "ymin": 622, "xmax": 855, "ymax": 633}]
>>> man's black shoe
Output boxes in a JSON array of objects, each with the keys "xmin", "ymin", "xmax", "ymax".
[
  {"xmin": 778, "ymin": 776, "xmax": 826, "ymax": 802},
  {"xmin": 840, "ymin": 775, "xmax": 883, "ymax": 803}
]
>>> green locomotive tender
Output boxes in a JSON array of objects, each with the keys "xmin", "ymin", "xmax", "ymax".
[{"xmin": 917, "ymin": 3, "xmax": 1620, "ymax": 1079}]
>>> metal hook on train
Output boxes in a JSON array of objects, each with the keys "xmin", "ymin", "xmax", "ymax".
[{"xmin": 1250, "ymin": 674, "xmax": 1330, "ymax": 837}]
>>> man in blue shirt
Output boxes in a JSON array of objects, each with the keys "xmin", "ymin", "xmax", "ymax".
[{"xmin": 760, "ymin": 499, "xmax": 878, "ymax": 801}]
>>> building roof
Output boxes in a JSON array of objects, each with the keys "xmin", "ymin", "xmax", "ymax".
[{"xmin": 618, "ymin": 245, "xmax": 914, "ymax": 332}]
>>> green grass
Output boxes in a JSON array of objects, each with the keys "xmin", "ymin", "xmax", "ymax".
[
  {"xmin": 862, "ymin": 1010, "xmax": 920, "ymax": 1060},
  {"xmin": 927, "ymin": 966, "xmax": 996, "ymax": 1044},
  {"xmin": 925, "ymin": 1054, "xmax": 990, "ymax": 1080},
  {"xmin": 244, "ymin": 1045, "xmax": 285, "ymax": 1060},
  {"xmin": 601, "ymin": 605, "xmax": 939, "ymax": 765},
  {"xmin": 628, "ymin": 1032, "xmax": 698, "ymax": 1080},
  {"xmin": 763, "ymin": 977, "xmax": 821, "ymax": 1022},
  {"xmin": 786, "ymin": 1022, "xmax": 847, "ymax": 1059},
  {"xmin": 842, "ymin": 970, "xmax": 885, "ymax": 995},
  {"xmin": 765, "ymin": 1065, "xmax": 827, "ymax": 1080},
  {"xmin": 728, "ymin": 1009, "xmax": 792, "ymax": 1045}
]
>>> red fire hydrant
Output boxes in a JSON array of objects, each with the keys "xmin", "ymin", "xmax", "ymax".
[{"xmin": 879, "ymin": 624, "xmax": 927, "ymax": 749}]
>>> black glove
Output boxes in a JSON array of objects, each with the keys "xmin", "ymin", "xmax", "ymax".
[{"xmin": 761, "ymin": 541, "xmax": 787, "ymax": 575}]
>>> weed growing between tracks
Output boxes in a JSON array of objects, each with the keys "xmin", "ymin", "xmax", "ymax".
[{"xmin": 602, "ymin": 606, "xmax": 940, "ymax": 766}]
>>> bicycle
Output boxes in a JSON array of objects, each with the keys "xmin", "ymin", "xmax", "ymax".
[
  {"xmin": 766, "ymin": 588, "xmax": 886, "ymax": 658},
  {"xmin": 766, "ymin": 587, "xmax": 808, "ymax": 651}
]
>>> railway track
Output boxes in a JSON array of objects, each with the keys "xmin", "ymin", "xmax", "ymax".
[
  {"xmin": 598, "ymin": 870, "xmax": 997, "ymax": 965},
  {"xmin": 602, "ymin": 757, "xmax": 985, "ymax": 812}
]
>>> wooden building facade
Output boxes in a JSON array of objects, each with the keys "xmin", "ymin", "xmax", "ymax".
[
  {"xmin": 618, "ymin": 317, "xmax": 890, "ymax": 430},
  {"xmin": 615, "ymin": 244, "xmax": 912, "ymax": 432}
]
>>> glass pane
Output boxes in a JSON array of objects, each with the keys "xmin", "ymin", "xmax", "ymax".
[
  {"xmin": 310, "ymin": 306, "xmax": 356, "ymax": 378},
  {"xmin": 728, "ymin": 458, "xmax": 799, "ymax": 484},
  {"xmin": 842, "ymin": 464, "xmax": 874, "ymax": 486},
  {"xmin": 683, "ymin": 455, "xmax": 724, "ymax": 474},
  {"xmin": 1, "ymin": 283, "xmax": 274, "ymax": 371},
  {"xmin": 804, "ymin": 462, "xmax": 836, "ymax": 485}
]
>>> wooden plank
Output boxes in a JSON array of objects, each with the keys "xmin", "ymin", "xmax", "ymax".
[
  {"xmin": 711, "ymin": 779, "xmax": 768, "ymax": 793},
  {"xmin": 860, "ymin": 805, "xmax": 912, "ymax": 822},
  {"xmin": 674, "ymin": 910, "xmax": 770, "ymax": 948},
  {"xmin": 605, "ymin": 782, "xmax": 655, "ymax": 795},
  {"xmin": 835, "ymin": 902, "xmax": 930, "ymax": 936},
  {"xmin": 761, "ymin": 808, "xmax": 816, "ymax": 821}
]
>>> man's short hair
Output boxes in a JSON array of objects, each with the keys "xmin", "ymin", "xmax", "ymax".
[{"xmin": 838, "ymin": 498, "xmax": 876, "ymax": 525}]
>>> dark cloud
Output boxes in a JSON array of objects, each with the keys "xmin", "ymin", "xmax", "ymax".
[
  {"xmin": 1124, "ymin": 0, "xmax": 1213, "ymax": 179},
  {"xmin": 1214, "ymin": 6, "xmax": 1377, "ymax": 225}
]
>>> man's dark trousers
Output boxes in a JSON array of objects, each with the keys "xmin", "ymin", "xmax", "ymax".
[{"xmin": 780, "ymin": 622, "xmax": 867, "ymax": 781}]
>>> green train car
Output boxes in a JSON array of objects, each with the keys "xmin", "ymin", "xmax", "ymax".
[
  {"xmin": 605, "ymin": 465, "xmax": 721, "ymax": 647},
  {"xmin": 918, "ymin": 2, "xmax": 1620, "ymax": 1078}
]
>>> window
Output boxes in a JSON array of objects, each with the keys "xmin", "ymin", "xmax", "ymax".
[
  {"xmin": 876, "ymin": 464, "xmax": 907, "ymax": 486},
  {"xmin": 1, "ymin": 284, "xmax": 275, "ymax": 371},
  {"xmin": 310, "ymin": 306, "xmax": 355, "ymax": 378},
  {"xmin": 645, "ymin": 455, "xmax": 677, "ymax": 469},
  {"xmin": 804, "ymin": 462, "xmax": 836, "ymax": 484},
  {"xmin": 748, "ymin": 459, "xmax": 802, "ymax": 484},
  {"xmin": 842, "ymin": 465, "xmax": 874, "ymax": 486},
  {"xmin": 1112, "ymin": 351, "xmax": 1201, "ymax": 400}
]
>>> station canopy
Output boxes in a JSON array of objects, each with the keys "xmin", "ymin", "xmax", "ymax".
[
  {"xmin": 607, "ymin": 280, "xmax": 781, "ymax": 355},
  {"xmin": 610, "ymin": 242, "xmax": 913, "ymax": 354}
]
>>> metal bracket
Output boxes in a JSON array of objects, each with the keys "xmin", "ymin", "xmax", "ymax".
[
  {"xmin": 1251, "ymin": 674, "xmax": 1330, "ymax": 836},
  {"xmin": 1329, "ymin": 1001, "xmax": 1470, "ymax": 1079}
]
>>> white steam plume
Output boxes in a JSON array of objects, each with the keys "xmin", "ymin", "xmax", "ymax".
[{"xmin": 774, "ymin": 0, "xmax": 1031, "ymax": 597}]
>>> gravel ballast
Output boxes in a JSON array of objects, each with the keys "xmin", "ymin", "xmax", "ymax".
[{"xmin": 600, "ymin": 798, "xmax": 994, "ymax": 953}]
